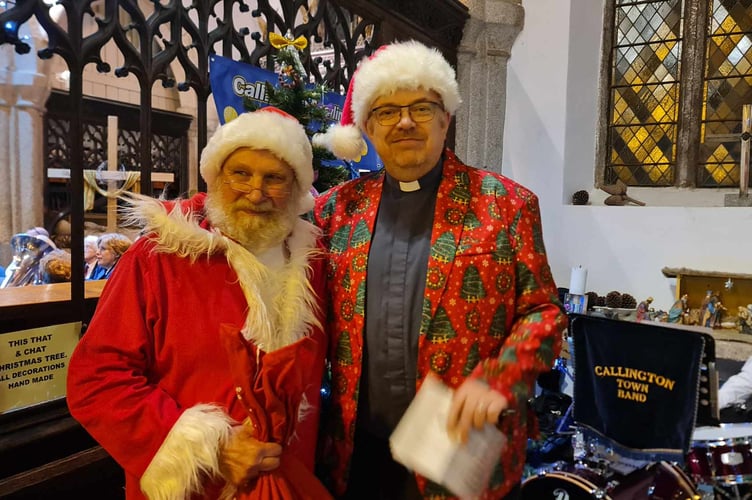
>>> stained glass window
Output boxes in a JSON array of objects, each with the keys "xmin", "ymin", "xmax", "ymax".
[{"xmin": 605, "ymin": 0, "xmax": 752, "ymax": 187}]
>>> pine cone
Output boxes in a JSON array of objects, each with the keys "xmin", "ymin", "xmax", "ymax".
[
  {"xmin": 620, "ymin": 293, "xmax": 637, "ymax": 309},
  {"xmin": 605, "ymin": 291, "xmax": 622, "ymax": 308},
  {"xmin": 596, "ymin": 296, "xmax": 606, "ymax": 307},
  {"xmin": 586, "ymin": 291, "xmax": 599, "ymax": 310},
  {"xmin": 572, "ymin": 190, "xmax": 590, "ymax": 205}
]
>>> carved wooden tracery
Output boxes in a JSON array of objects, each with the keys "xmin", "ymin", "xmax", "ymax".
[
  {"xmin": 0, "ymin": 0, "xmax": 465, "ymax": 301},
  {"xmin": 0, "ymin": 1, "xmax": 467, "ymax": 494}
]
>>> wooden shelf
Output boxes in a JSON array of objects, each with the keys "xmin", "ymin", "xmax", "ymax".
[{"xmin": 0, "ymin": 281, "xmax": 105, "ymax": 309}]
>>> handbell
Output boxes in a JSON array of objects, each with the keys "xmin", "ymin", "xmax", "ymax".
[{"xmin": 0, "ymin": 233, "xmax": 55, "ymax": 288}]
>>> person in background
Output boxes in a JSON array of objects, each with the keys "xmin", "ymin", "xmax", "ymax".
[
  {"xmin": 312, "ymin": 40, "xmax": 566, "ymax": 499},
  {"xmin": 717, "ymin": 355, "xmax": 752, "ymax": 424},
  {"xmin": 719, "ymin": 356, "xmax": 752, "ymax": 410},
  {"xmin": 26, "ymin": 226, "xmax": 58, "ymax": 250},
  {"xmin": 40, "ymin": 249, "xmax": 72, "ymax": 283},
  {"xmin": 83, "ymin": 234, "xmax": 101, "ymax": 280},
  {"xmin": 88, "ymin": 232, "xmax": 132, "ymax": 280},
  {"xmin": 67, "ymin": 107, "xmax": 330, "ymax": 499}
]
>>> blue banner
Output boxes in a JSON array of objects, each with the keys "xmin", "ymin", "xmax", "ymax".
[
  {"xmin": 209, "ymin": 55, "xmax": 382, "ymax": 173},
  {"xmin": 209, "ymin": 54, "xmax": 276, "ymax": 123}
]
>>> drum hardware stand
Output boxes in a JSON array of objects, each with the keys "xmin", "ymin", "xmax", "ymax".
[
  {"xmin": 553, "ymin": 356, "xmax": 576, "ymax": 437},
  {"xmin": 709, "ymin": 482, "xmax": 751, "ymax": 500}
]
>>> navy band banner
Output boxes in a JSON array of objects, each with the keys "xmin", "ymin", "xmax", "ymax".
[
  {"xmin": 571, "ymin": 315, "xmax": 705, "ymax": 460},
  {"xmin": 208, "ymin": 54, "xmax": 382, "ymax": 173}
]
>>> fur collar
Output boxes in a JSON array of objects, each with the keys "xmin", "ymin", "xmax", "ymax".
[{"xmin": 123, "ymin": 193, "xmax": 322, "ymax": 352}]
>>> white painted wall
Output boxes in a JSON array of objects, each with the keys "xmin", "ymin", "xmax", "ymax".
[{"xmin": 502, "ymin": 0, "xmax": 752, "ymax": 311}]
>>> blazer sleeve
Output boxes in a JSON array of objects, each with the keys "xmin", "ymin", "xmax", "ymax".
[{"xmin": 472, "ymin": 191, "xmax": 567, "ymax": 407}]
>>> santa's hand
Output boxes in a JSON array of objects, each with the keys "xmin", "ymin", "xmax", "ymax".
[
  {"xmin": 219, "ymin": 424, "xmax": 282, "ymax": 487},
  {"xmin": 446, "ymin": 378, "xmax": 508, "ymax": 444}
]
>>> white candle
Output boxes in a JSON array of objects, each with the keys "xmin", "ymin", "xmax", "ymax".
[{"xmin": 569, "ymin": 266, "xmax": 588, "ymax": 295}]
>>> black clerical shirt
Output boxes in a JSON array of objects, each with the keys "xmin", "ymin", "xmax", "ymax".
[{"xmin": 358, "ymin": 160, "xmax": 443, "ymax": 439}]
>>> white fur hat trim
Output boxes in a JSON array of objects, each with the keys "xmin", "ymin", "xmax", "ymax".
[
  {"xmin": 350, "ymin": 40, "xmax": 461, "ymax": 127},
  {"xmin": 200, "ymin": 107, "xmax": 314, "ymax": 213},
  {"xmin": 312, "ymin": 40, "xmax": 461, "ymax": 161}
]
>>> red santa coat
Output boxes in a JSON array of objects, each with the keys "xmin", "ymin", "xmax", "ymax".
[
  {"xmin": 312, "ymin": 150, "xmax": 567, "ymax": 499},
  {"xmin": 67, "ymin": 193, "xmax": 330, "ymax": 500}
]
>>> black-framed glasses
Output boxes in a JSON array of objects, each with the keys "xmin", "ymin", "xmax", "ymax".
[
  {"xmin": 369, "ymin": 101, "xmax": 444, "ymax": 126},
  {"xmin": 222, "ymin": 179, "xmax": 292, "ymax": 198}
]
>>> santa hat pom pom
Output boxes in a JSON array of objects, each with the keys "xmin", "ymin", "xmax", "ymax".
[{"xmin": 312, "ymin": 124, "xmax": 365, "ymax": 162}]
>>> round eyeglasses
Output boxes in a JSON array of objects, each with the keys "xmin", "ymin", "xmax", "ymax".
[
  {"xmin": 369, "ymin": 101, "xmax": 444, "ymax": 126},
  {"xmin": 222, "ymin": 180, "xmax": 292, "ymax": 198}
]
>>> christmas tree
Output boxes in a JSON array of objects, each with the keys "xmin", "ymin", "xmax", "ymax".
[{"xmin": 243, "ymin": 32, "xmax": 349, "ymax": 193}]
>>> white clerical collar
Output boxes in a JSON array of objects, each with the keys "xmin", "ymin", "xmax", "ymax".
[{"xmin": 399, "ymin": 180, "xmax": 421, "ymax": 192}]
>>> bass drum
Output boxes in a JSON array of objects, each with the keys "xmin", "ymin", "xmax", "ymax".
[{"xmin": 521, "ymin": 461, "xmax": 698, "ymax": 499}]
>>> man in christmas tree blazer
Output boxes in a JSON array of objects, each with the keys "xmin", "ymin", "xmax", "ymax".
[
  {"xmin": 312, "ymin": 40, "xmax": 567, "ymax": 499},
  {"xmin": 67, "ymin": 108, "xmax": 331, "ymax": 500}
]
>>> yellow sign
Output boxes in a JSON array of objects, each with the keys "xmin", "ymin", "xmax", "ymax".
[{"xmin": 0, "ymin": 322, "xmax": 81, "ymax": 414}]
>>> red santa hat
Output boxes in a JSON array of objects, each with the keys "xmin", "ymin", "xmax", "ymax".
[
  {"xmin": 313, "ymin": 40, "xmax": 461, "ymax": 160},
  {"xmin": 200, "ymin": 106, "xmax": 314, "ymax": 213}
]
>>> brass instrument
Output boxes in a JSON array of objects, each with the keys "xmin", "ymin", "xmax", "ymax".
[{"xmin": 1, "ymin": 233, "xmax": 55, "ymax": 288}]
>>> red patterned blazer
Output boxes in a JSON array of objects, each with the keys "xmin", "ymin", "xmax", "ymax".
[{"xmin": 313, "ymin": 149, "xmax": 567, "ymax": 499}]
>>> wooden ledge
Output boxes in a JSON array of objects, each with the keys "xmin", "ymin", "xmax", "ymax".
[{"xmin": 0, "ymin": 281, "xmax": 106, "ymax": 308}]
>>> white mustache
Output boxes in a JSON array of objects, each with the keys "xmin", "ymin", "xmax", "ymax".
[{"xmin": 234, "ymin": 201, "xmax": 274, "ymax": 212}]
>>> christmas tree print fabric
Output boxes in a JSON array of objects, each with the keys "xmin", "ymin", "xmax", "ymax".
[{"xmin": 313, "ymin": 149, "xmax": 567, "ymax": 498}]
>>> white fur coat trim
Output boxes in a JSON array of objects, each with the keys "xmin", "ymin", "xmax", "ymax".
[
  {"xmin": 140, "ymin": 404, "xmax": 234, "ymax": 500},
  {"xmin": 124, "ymin": 194, "xmax": 322, "ymax": 352}
]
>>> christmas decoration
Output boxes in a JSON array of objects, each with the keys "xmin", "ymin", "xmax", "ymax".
[
  {"xmin": 601, "ymin": 180, "xmax": 646, "ymax": 206},
  {"xmin": 605, "ymin": 290, "xmax": 622, "ymax": 308},
  {"xmin": 572, "ymin": 190, "xmax": 589, "ymax": 205},
  {"xmin": 588, "ymin": 290, "xmax": 639, "ymax": 310},
  {"xmin": 620, "ymin": 293, "xmax": 637, "ymax": 309},
  {"xmin": 243, "ymin": 31, "xmax": 349, "ymax": 193}
]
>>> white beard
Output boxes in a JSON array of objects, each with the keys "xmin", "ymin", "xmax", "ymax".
[{"xmin": 204, "ymin": 191, "xmax": 297, "ymax": 252}]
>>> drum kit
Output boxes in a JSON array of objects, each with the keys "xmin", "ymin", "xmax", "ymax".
[
  {"xmin": 521, "ymin": 315, "xmax": 752, "ymax": 500},
  {"xmin": 687, "ymin": 424, "xmax": 752, "ymax": 499}
]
